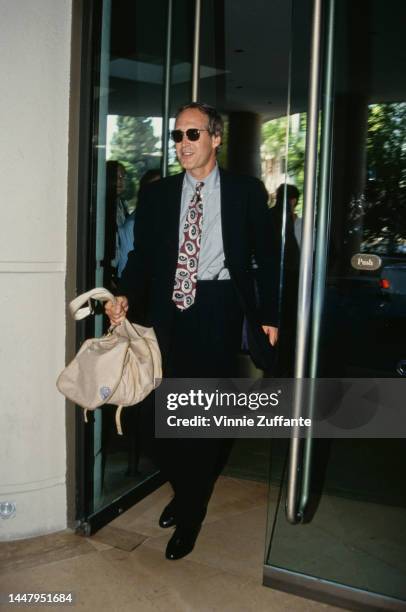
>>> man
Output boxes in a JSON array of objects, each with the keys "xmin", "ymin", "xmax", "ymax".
[{"xmin": 105, "ymin": 102, "xmax": 279, "ymax": 560}]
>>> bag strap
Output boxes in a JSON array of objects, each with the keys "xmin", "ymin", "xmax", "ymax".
[
  {"xmin": 83, "ymin": 406, "xmax": 124, "ymax": 435},
  {"xmin": 69, "ymin": 287, "xmax": 116, "ymax": 321}
]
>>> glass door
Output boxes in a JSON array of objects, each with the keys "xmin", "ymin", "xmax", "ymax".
[
  {"xmin": 77, "ymin": 0, "xmax": 195, "ymax": 533},
  {"xmin": 264, "ymin": 0, "xmax": 406, "ymax": 609},
  {"xmin": 77, "ymin": 0, "xmax": 298, "ymax": 532}
]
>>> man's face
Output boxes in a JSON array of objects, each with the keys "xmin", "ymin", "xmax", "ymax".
[{"xmin": 174, "ymin": 108, "xmax": 221, "ymax": 179}]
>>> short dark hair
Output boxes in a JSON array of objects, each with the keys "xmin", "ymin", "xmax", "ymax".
[
  {"xmin": 276, "ymin": 183, "xmax": 300, "ymax": 204},
  {"xmin": 175, "ymin": 102, "xmax": 224, "ymax": 139}
]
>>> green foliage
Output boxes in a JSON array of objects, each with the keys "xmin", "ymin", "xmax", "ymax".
[
  {"xmin": 288, "ymin": 115, "xmax": 306, "ymax": 197},
  {"xmin": 363, "ymin": 103, "xmax": 406, "ymax": 253},
  {"xmin": 262, "ymin": 116, "xmax": 288, "ymax": 158},
  {"xmin": 262, "ymin": 114, "xmax": 306, "ymax": 208},
  {"xmin": 261, "ymin": 104, "xmax": 406, "ymax": 254},
  {"xmin": 110, "ymin": 116, "xmax": 160, "ymax": 199},
  {"xmin": 367, "ymin": 103, "xmax": 406, "ymax": 188}
]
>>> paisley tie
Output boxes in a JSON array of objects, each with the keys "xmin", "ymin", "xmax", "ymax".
[{"xmin": 172, "ymin": 181, "xmax": 204, "ymax": 310}]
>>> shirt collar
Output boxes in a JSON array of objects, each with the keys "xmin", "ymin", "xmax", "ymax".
[{"xmin": 184, "ymin": 163, "xmax": 219, "ymax": 193}]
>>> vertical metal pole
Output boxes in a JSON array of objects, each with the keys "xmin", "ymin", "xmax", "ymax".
[
  {"xmin": 294, "ymin": 0, "xmax": 323, "ymax": 379},
  {"xmin": 161, "ymin": 0, "xmax": 173, "ymax": 178},
  {"xmin": 191, "ymin": 0, "xmax": 202, "ymax": 101},
  {"xmin": 310, "ymin": 0, "xmax": 335, "ymax": 379},
  {"xmin": 286, "ymin": 0, "xmax": 323, "ymax": 524},
  {"xmin": 299, "ymin": 0, "xmax": 336, "ymax": 514},
  {"xmin": 277, "ymin": 51, "xmax": 294, "ymax": 326}
]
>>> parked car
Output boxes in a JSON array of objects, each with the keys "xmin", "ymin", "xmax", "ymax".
[{"xmin": 379, "ymin": 263, "xmax": 406, "ymax": 317}]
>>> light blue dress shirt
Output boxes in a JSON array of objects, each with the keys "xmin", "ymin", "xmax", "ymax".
[{"xmin": 179, "ymin": 164, "xmax": 230, "ymax": 280}]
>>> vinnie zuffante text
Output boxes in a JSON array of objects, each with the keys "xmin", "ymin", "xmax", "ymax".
[{"xmin": 165, "ymin": 389, "xmax": 311, "ymax": 429}]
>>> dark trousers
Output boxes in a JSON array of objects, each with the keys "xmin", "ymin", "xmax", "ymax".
[{"xmin": 156, "ymin": 280, "xmax": 243, "ymax": 527}]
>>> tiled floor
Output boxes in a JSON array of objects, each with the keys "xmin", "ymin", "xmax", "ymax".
[{"xmin": 0, "ymin": 477, "xmax": 346, "ymax": 612}]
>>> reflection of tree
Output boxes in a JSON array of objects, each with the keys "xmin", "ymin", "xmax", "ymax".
[
  {"xmin": 262, "ymin": 114, "xmax": 306, "ymax": 204},
  {"xmin": 110, "ymin": 116, "xmax": 159, "ymax": 200},
  {"xmin": 363, "ymin": 103, "xmax": 406, "ymax": 254}
]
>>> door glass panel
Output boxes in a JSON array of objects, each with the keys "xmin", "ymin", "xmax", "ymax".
[
  {"xmin": 87, "ymin": 0, "xmax": 194, "ymax": 515},
  {"xmin": 195, "ymin": 0, "xmax": 294, "ymax": 484},
  {"xmin": 199, "ymin": 0, "xmax": 293, "ymax": 178},
  {"xmin": 265, "ymin": 0, "xmax": 406, "ymax": 604}
]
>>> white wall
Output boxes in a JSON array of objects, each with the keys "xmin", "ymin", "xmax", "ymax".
[{"xmin": 0, "ymin": 0, "xmax": 72, "ymax": 540}]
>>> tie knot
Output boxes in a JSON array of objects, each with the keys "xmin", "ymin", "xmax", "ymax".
[{"xmin": 196, "ymin": 181, "xmax": 204, "ymax": 194}]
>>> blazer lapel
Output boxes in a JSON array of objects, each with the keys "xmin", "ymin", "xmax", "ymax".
[{"xmin": 165, "ymin": 171, "xmax": 185, "ymax": 269}]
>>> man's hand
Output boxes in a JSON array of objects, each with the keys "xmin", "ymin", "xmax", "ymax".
[
  {"xmin": 262, "ymin": 325, "xmax": 278, "ymax": 346},
  {"xmin": 105, "ymin": 296, "xmax": 129, "ymax": 326}
]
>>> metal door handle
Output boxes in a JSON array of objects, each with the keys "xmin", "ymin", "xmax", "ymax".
[
  {"xmin": 286, "ymin": 0, "xmax": 323, "ymax": 524},
  {"xmin": 286, "ymin": 0, "xmax": 336, "ymax": 524}
]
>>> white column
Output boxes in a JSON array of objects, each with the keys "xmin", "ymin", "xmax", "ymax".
[{"xmin": 0, "ymin": 0, "xmax": 72, "ymax": 539}]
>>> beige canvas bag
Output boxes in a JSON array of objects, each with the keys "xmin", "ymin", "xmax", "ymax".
[{"xmin": 56, "ymin": 288, "xmax": 162, "ymax": 434}]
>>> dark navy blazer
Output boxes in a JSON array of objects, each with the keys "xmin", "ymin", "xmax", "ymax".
[{"xmin": 119, "ymin": 168, "xmax": 280, "ymax": 370}]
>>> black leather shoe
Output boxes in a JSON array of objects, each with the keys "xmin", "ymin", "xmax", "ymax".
[
  {"xmin": 165, "ymin": 524, "xmax": 201, "ymax": 560},
  {"xmin": 159, "ymin": 500, "xmax": 177, "ymax": 529}
]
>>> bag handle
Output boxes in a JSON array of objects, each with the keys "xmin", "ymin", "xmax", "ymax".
[{"xmin": 69, "ymin": 287, "xmax": 116, "ymax": 321}]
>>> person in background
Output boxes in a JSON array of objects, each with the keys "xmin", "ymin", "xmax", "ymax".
[
  {"xmin": 105, "ymin": 162, "xmax": 161, "ymax": 285},
  {"xmin": 117, "ymin": 168, "xmax": 161, "ymax": 277},
  {"xmin": 270, "ymin": 183, "xmax": 301, "ymax": 376},
  {"xmin": 104, "ymin": 161, "xmax": 129, "ymax": 289}
]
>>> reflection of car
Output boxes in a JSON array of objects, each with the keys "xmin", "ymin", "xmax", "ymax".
[{"xmin": 379, "ymin": 263, "xmax": 406, "ymax": 316}]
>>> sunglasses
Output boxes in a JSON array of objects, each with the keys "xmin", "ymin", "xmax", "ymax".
[{"xmin": 170, "ymin": 128, "xmax": 209, "ymax": 143}]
